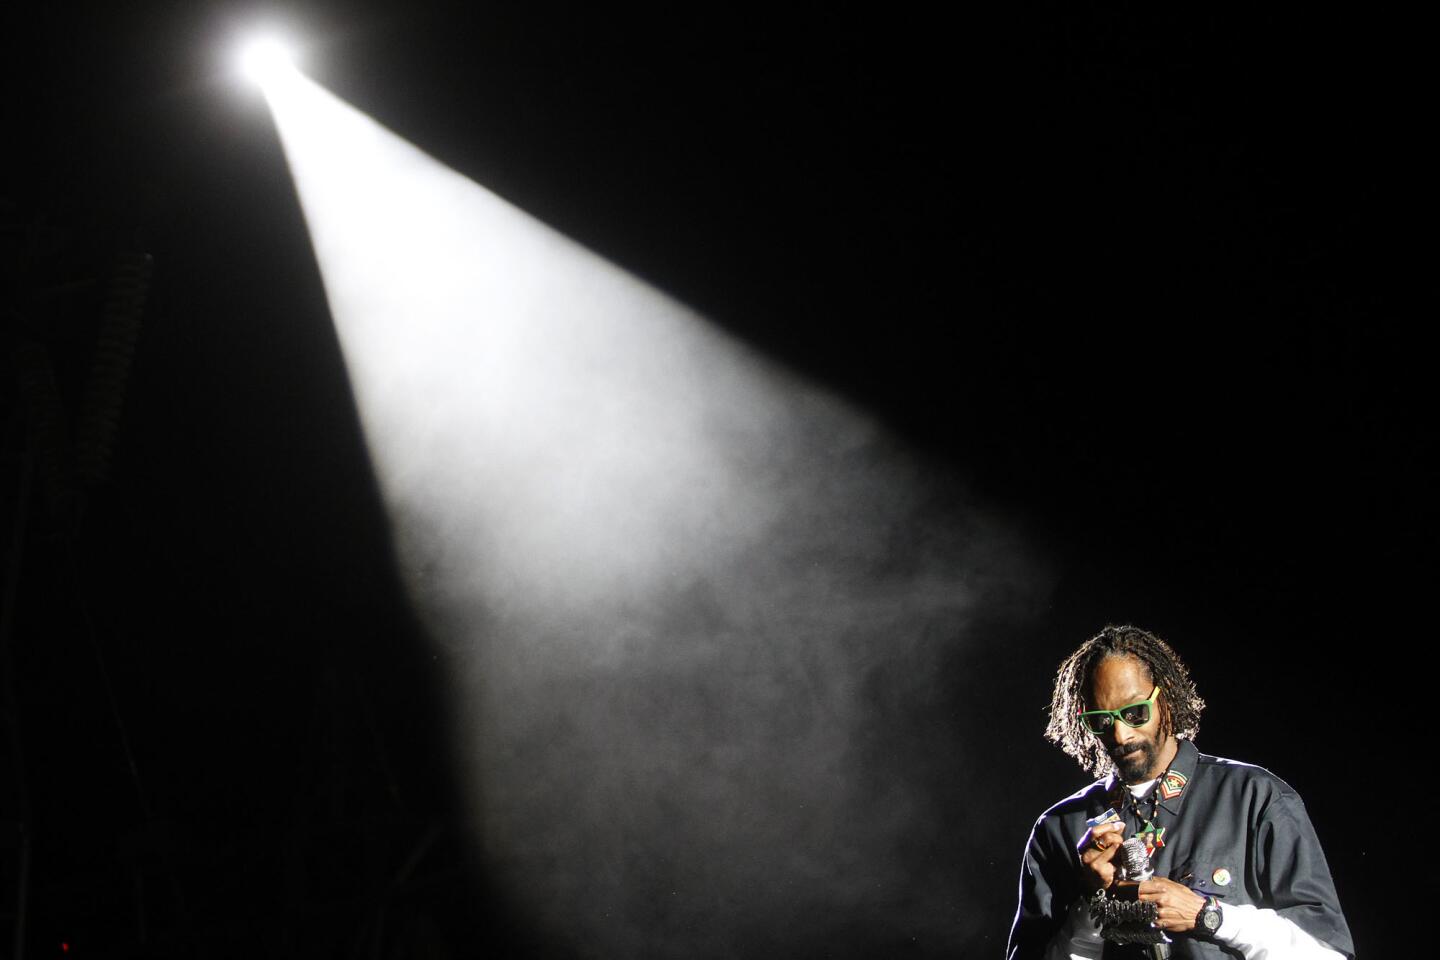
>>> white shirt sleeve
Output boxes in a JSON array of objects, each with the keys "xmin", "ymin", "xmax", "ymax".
[
  {"xmin": 1215, "ymin": 902, "xmax": 1347, "ymax": 960},
  {"xmin": 1042, "ymin": 897, "xmax": 1106, "ymax": 960}
]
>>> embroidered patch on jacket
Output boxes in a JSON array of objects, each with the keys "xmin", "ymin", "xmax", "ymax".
[
  {"xmin": 1212, "ymin": 867, "xmax": 1232, "ymax": 886},
  {"xmin": 1158, "ymin": 770, "xmax": 1188, "ymax": 800}
]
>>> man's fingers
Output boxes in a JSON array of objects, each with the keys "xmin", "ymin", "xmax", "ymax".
[
  {"xmin": 1088, "ymin": 827, "xmax": 1124, "ymax": 858},
  {"xmin": 1076, "ymin": 822, "xmax": 1127, "ymax": 893},
  {"xmin": 1080, "ymin": 823, "xmax": 1125, "ymax": 851},
  {"xmin": 1134, "ymin": 878, "xmax": 1204, "ymax": 932},
  {"xmin": 1137, "ymin": 878, "xmax": 1178, "ymax": 898}
]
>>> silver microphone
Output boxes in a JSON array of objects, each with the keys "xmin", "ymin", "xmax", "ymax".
[
  {"xmin": 1119, "ymin": 836, "xmax": 1154, "ymax": 882},
  {"xmin": 1119, "ymin": 837, "xmax": 1171, "ymax": 959}
]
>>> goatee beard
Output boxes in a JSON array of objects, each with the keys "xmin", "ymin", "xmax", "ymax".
[{"xmin": 1113, "ymin": 742, "xmax": 1158, "ymax": 783}]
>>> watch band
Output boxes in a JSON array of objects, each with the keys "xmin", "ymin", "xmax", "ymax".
[{"xmin": 1195, "ymin": 895, "xmax": 1222, "ymax": 936}]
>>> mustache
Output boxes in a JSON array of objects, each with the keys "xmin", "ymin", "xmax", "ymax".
[{"xmin": 1110, "ymin": 743, "xmax": 1146, "ymax": 760}]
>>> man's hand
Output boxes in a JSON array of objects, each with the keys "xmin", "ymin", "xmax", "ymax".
[
  {"xmin": 1137, "ymin": 877, "xmax": 1207, "ymax": 933},
  {"xmin": 1076, "ymin": 821, "xmax": 1126, "ymax": 893}
]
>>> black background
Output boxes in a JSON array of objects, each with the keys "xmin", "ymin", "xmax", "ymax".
[{"xmin": 5, "ymin": 2, "xmax": 1423, "ymax": 956}]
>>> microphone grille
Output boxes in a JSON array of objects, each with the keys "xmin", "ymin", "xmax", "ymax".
[{"xmin": 1120, "ymin": 837, "xmax": 1152, "ymax": 880}]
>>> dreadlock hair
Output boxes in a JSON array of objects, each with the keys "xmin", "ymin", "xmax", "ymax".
[{"xmin": 1044, "ymin": 624, "xmax": 1206, "ymax": 778}]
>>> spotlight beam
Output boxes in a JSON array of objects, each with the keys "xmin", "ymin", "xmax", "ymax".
[{"xmin": 254, "ymin": 64, "xmax": 1041, "ymax": 957}]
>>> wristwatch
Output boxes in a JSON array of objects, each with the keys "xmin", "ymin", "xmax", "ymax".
[{"xmin": 1195, "ymin": 895, "xmax": 1223, "ymax": 936}]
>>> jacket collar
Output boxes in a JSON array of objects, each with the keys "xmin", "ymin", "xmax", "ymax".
[
  {"xmin": 1155, "ymin": 738, "xmax": 1198, "ymax": 818},
  {"xmin": 1105, "ymin": 737, "xmax": 1199, "ymax": 818}
]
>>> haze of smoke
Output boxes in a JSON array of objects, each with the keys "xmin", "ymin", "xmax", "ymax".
[
  {"xmin": 382, "ymin": 329, "xmax": 1047, "ymax": 958},
  {"xmin": 267, "ymin": 72, "xmax": 1048, "ymax": 956}
]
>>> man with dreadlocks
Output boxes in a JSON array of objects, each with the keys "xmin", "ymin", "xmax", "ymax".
[{"xmin": 1005, "ymin": 625, "xmax": 1352, "ymax": 959}]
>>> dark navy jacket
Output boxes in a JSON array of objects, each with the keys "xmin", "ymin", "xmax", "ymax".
[{"xmin": 1006, "ymin": 740, "xmax": 1353, "ymax": 959}]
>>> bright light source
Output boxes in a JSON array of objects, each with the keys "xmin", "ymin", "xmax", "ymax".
[{"xmin": 237, "ymin": 35, "xmax": 297, "ymax": 86}]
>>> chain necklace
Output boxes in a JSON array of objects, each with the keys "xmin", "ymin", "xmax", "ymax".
[{"xmin": 1114, "ymin": 771, "xmax": 1168, "ymax": 856}]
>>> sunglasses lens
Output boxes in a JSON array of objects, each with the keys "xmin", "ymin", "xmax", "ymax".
[
  {"xmin": 1083, "ymin": 713, "xmax": 1114, "ymax": 734},
  {"xmin": 1119, "ymin": 704, "xmax": 1150, "ymax": 727}
]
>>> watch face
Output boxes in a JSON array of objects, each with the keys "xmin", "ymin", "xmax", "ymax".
[{"xmin": 1201, "ymin": 906, "xmax": 1222, "ymax": 933}]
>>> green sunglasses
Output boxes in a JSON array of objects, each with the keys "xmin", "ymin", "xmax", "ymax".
[{"xmin": 1078, "ymin": 686, "xmax": 1159, "ymax": 734}]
